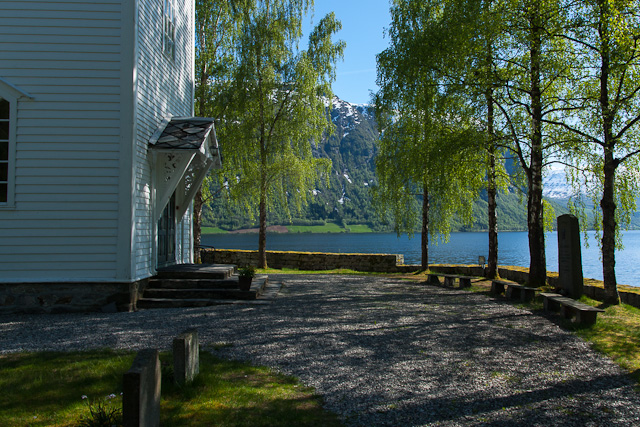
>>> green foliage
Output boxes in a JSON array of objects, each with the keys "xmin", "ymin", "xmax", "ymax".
[
  {"xmin": 373, "ymin": 0, "xmax": 487, "ymax": 254},
  {"xmin": 238, "ymin": 265, "xmax": 256, "ymax": 278},
  {"xmin": 77, "ymin": 395, "xmax": 122, "ymax": 427},
  {"xmin": 206, "ymin": 2, "xmax": 344, "ymax": 265}
]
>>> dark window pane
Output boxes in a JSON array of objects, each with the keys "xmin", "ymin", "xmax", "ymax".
[
  {"xmin": 0, "ymin": 142, "xmax": 7, "ymax": 161},
  {"xmin": 0, "ymin": 99, "xmax": 8, "ymax": 119},
  {"xmin": 0, "ymin": 183, "xmax": 6, "ymax": 203},
  {"xmin": 0, "ymin": 163, "xmax": 7, "ymax": 180},
  {"xmin": 0, "ymin": 122, "xmax": 8, "ymax": 140}
]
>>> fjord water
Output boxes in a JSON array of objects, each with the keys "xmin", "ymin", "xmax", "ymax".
[{"xmin": 202, "ymin": 230, "xmax": 640, "ymax": 287}]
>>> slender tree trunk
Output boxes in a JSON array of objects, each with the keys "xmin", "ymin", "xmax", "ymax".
[
  {"xmin": 527, "ymin": 6, "xmax": 547, "ymax": 287},
  {"xmin": 421, "ymin": 185, "xmax": 430, "ymax": 271},
  {"xmin": 258, "ymin": 131, "xmax": 268, "ymax": 269},
  {"xmin": 258, "ymin": 191, "xmax": 267, "ymax": 269},
  {"xmin": 601, "ymin": 156, "xmax": 619, "ymax": 304},
  {"xmin": 598, "ymin": 0, "xmax": 620, "ymax": 304},
  {"xmin": 193, "ymin": 189, "xmax": 203, "ymax": 263},
  {"xmin": 486, "ymin": 90, "xmax": 498, "ymax": 279},
  {"xmin": 193, "ymin": 56, "xmax": 208, "ymax": 263}
]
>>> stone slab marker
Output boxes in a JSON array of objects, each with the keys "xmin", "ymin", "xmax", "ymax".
[
  {"xmin": 123, "ymin": 349, "xmax": 161, "ymax": 427},
  {"xmin": 557, "ymin": 214, "xmax": 584, "ymax": 298},
  {"xmin": 173, "ymin": 328, "xmax": 199, "ymax": 385}
]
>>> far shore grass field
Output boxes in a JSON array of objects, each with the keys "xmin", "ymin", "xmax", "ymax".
[{"xmin": 201, "ymin": 223, "xmax": 374, "ymax": 234}]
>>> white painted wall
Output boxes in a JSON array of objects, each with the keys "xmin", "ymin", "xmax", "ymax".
[
  {"xmin": 0, "ymin": 0, "xmax": 123, "ymax": 281},
  {"xmin": 133, "ymin": 0, "xmax": 195, "ymax": 278},
  {"xmin": 0, "ymin": 0, "xmax": 196, "ymax": 283}
]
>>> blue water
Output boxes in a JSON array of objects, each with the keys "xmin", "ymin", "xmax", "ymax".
[{"xmin": 202, "ymin": 230, "xmax": 640, "ymax": 287}]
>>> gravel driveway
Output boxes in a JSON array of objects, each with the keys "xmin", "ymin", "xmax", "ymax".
[{"xmin": 1, "ymin": 274, "xmax": 639, "ymax": 426}]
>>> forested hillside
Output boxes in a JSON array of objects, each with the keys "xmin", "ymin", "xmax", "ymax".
[{"xmin": 202, "ymin": 96, "xmax": 639, "ymax": 232}]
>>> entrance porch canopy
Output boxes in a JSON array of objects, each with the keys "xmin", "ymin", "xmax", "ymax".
[{"xmin": 149, "ymin": 117, "xmax": 221, "ymax": 222}]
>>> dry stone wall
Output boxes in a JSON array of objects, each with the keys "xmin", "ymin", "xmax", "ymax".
[{"xmin": 201, "ymin": 249, "xmax": 404, "ymax": 273}]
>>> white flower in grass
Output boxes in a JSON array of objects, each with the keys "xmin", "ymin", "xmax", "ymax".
[
  {"xmin": 81, "ymin": 395, "xmax": 88, "ymax": 400},
  {"xmin": 107, "ymin": 393, "xmax": 116, "ymax": 399}
]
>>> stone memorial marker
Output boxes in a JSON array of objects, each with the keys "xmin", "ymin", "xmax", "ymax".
[
  {"xmin": 557, "ymin": 214, "xmax": 583, "ymax": 298},
  {"xmin": 173, "ymin": 328, "xmax": 199, "ymax": 385},
  {"xmin": 123, "ymin": 348, "xmax": 161, "ymax": 427}
]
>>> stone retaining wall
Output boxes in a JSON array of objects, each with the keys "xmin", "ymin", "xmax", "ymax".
[
  {"xmin": 201, "ymin": 249, "xmax": 404, "ymax": 273},
  {"xmin": 0, "ymin": 281, "xmax": 143, "ymax": 314}
]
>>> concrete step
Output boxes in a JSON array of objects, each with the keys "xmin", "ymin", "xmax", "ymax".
[
  {"xmin": 148, "ymin": 278, "xmax": 241, "ymax": 290},
  {"xmin": 155, "ymin": 264, "xmax": 236, "ymax": 280},
  {"xmin": 144, "ymin": 287, "xmax": 258, "ymax": 301},
  {"xmin": 139, "ymin": 276, "xmax": 268, "ymax": 310}
]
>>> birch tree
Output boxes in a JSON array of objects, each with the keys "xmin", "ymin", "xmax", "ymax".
[
  {"xmin": 222, "ymin": 2, "xmax": 344, "ymax": 268},
  {"xmin": 193, "ymin": 0, "xmax": 253, "ymax": 261},
  {"xmin": 553, "ymin": 0, "xmax": 640, "ymax": 304},
  {"xmin": 374, "ymin": 0, "xmax": 485, "ymax": 270},
  {"xmin": 490, "ymin": 0, "xmax": 573, "ymax": 286}
]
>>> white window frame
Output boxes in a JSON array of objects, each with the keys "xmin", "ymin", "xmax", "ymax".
[
  {"xmin": 0, "ymin": 78, "xmax": 33, "ymax": 209},
  {"xmin": 163, "ymin": 0, "xmax": 176, "ymax": 60},
  {"xmin": 0, "ymin": 97, "xmax": 10, "ymax": 205}
]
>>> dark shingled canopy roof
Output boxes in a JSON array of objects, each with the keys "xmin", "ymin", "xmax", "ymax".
[{"xmin": 150, "ymin": 117, "xmax": 216, "ymax": 150}]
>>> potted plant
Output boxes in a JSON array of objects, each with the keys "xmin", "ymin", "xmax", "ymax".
[{"xmin": 238, "ymin": 266, "xmax": 255, "ymax": 291}]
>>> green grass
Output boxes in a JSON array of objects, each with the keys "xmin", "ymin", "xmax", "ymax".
[
  {"xmin": 202, "ymin": 223, "xmax": 376, "ymax": 234},
  {"xmin": 345, "ymin": 224, "xmax": 374, "ymax": 233},
  {"xmin": 201, "ymin": 227, "xmax": 228, "ymax": 234},
  {"xmin": 286, "ymin": 223, "xmax": 346, "ymax": 233},
  {"xmin": 0, "ymin": 350, "xmax": 342, "ymax": 427}
]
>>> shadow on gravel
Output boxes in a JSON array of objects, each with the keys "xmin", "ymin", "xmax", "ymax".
[{"xmin": 366, "ymin": 372, "xmax": 634, "ymax": 426}]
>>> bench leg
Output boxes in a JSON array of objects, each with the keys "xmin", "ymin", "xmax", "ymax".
[
  {"xmin": 491, "ymin": 282, "xmax": 504, "ymax": 295},
  {"xmin": 560, "ymin": 305, "xmax": 575, "ymax": 320},
  {"xmin": 506, "ymin": 287, "xmax": 520, "ymax": 300},
  {"xmin": 459, "ymin": 278, "xmax": 471, "ymax": 289},
  {"xmin": 576, "ymin": 311, "xmax": 598, "ymax": 326},
  {"xmin": 522, "ymin": 289, "xmax": 535, "ymax": 303},
  {"xmin": 543, "ymin": 297, "xmax": 560, "ymax": 312},
  {"xmin": 428, "ymin": 275, "xmax": 441, "ymax": 285},
  {"xmin": 444, "ymin": 276, "xmax": 455, "ymax": 287}
]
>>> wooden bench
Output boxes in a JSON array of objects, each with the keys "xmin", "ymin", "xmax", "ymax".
[
  {"xmin": 540, "ymin": 292, "xmax": 604, "ymax": 326},
  {"xmin": 491, "ymin": 279, "xmax": 536, "ymax": 302},
  {"xmin": 427, "ymin": 273, "xmax": 474, "ymax": 289}
]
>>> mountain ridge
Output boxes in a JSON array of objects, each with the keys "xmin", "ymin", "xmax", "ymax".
[{"xmin": 202, "ymin": 96, "xmax": 639, "ymax": 231}]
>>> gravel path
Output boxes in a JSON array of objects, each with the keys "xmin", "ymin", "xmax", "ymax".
[{"xmin": 1, "ymin": 274, "xmax": 639, "ymax": 426}]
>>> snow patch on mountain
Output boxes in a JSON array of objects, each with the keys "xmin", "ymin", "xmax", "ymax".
[{"xmin": 543, "ymin": 168, "xmax": 579, "ymax": 199}]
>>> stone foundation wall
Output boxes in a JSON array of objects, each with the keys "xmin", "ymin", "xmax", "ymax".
[
  {"xmin": 0, "ymin": 281, "xmax": 145, "ymax": 314},
  {"xmin": 201, "ymin": 249, "xmax": 405, "ymax": 273}
]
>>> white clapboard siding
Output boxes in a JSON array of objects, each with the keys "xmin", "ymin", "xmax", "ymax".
[
  {"xmin": 132, "ymin": 0, "xmax": 195, "ymax": 276},
  {"xmin": 0, "ymin": 0, "xmax": 123, "ymax": 282}
]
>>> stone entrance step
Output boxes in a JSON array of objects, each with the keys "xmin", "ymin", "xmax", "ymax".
[
  {"xmin": 155, "ymin": 264, "xmax": 236, "ymax": 280},
  {"xmin": 147, "ymin": 278, "xmax": 242, "ymax": 290},
  {"xmin": 142, "ymin": 277, "xmax": 268, "ymax": 301},
  {"xmin": 138, "ymin": 264, "xmax": 269, "ymax": 310}
]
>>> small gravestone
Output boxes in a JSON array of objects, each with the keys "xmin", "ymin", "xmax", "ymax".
[
  {"xmin": 557, "ymin": 214, "xmax": 583, "ymax": 298},
  {"xmin": 173, "ymin": 328, "xmax": 199, "ymax": 385},
  {"xmin": 123, "ymin": 349, "xmax": 161, "ymax": 427}
]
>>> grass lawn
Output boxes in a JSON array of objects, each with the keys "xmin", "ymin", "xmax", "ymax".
[
  {"xmin": 201, "ymin": 226, "xmax": 228, "ymax": 234},
  {"xmin": 201, "ymin": 223, "xmax": 376, "ymax": 234},
  {"xmin": 286, "ymin": 223, "xmax": 346, "ymax": 233},
  {"xmin": 0, "ymin": 349, "xmax": 342, "ymax": 427}
]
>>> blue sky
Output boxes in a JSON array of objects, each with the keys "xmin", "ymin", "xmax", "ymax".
[{"xmin": 302, "ymin": 1, "xmax": 391, "ymax": 105}]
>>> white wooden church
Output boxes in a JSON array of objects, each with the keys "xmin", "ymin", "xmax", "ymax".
[{"xmin": 0, "ymin": 0, "xmax": 220, "ymax": 313}]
